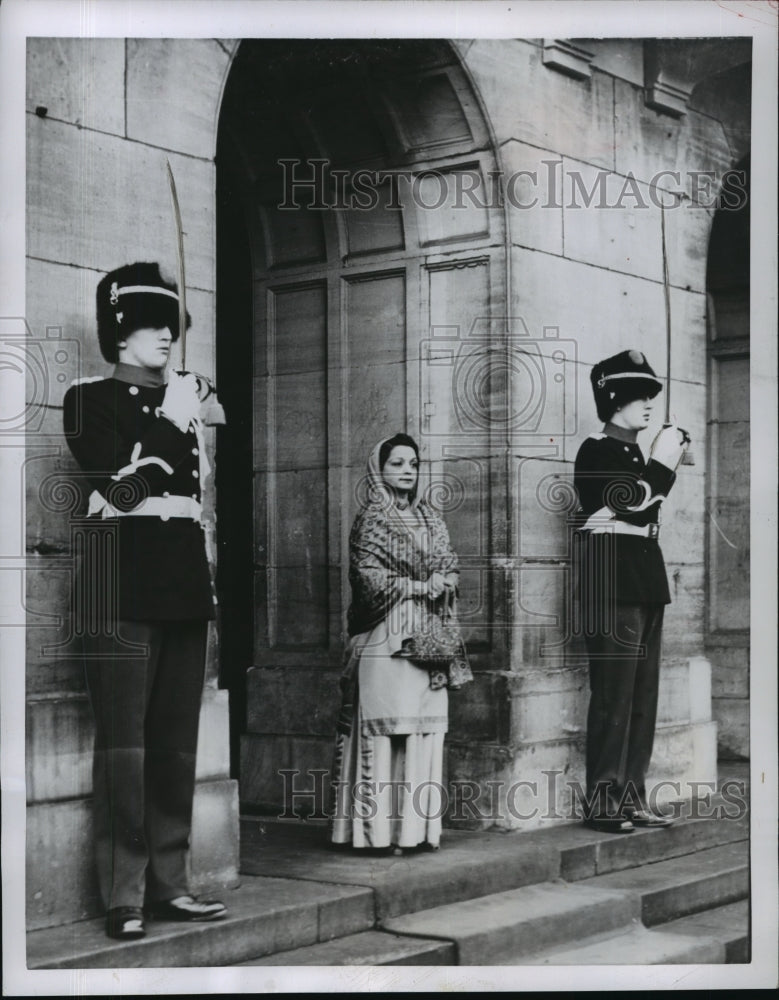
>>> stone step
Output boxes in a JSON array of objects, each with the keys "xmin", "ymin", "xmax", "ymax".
[
  {"xmin": 240, "ymin": 797, "xmax": 748, "ymax": 920},
  {"xmin": 652, "ymin": 899, "xmax": 750, "ymax": 963},
  {"xmin": 382, "ymin": 881, "xmax": 641, "ymax": 965},
  {"xmin": 26, "ymin": 875, "xmax": 374, "ymax": 969},
  {"xmin": 240, "ymin": 929, "xmax": 455, "ymax": 966},
  {"xmin": 244, "ymin": 903, "xmax": 750, "ymax": 968},
  {"xmin": 381, "ymin": 841, "xmax": 748, "ymax": 965},
  {"xmin": 515, "ymin": 899, "xmax": 749, "ymax": 966},
  {"xmin": 240, "ymin": 818, "xmax": 562, "ymax": 921},
  {"xmin": 516, "ymin": 922, "xmax": 725, "ymax": 965},
  {"xmin": 36, "ymin": 892, "xmax": 745, "ymax": 970},
  {"xmin": 555, "ymin": 803, "xmax": 749, "ymax": 882},
  {"xmin": 579, "ymin": 840, "xmax": 749, "ymax": 927}
]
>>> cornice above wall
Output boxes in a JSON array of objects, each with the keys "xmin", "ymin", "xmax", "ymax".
[{"xmin": 643, "ymin": 38, "xmax": 752, "ymax": 119}]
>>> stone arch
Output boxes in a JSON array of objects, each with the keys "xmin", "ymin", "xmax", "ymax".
[{"xmin": 213, "ymin": 39, "xmax": 505, "ymax": 806}]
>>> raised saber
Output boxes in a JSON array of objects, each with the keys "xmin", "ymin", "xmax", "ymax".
[
  {"xmin": 166, "ymin": 158, "xmax": 189, "ymax": 371},
  {"xmin": 659, "ymin": 202, "xmax": 693, "ymax": 464},
  {"xmin": 165, "ymin": 160, "xmax": 225, "ymax": 424}
]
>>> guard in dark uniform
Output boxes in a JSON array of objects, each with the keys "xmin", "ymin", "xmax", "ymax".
[
  {"xmin": 574, "ymin": 350, "xmax": 689, "ymax": 833},
  {"xmin": 63, "ymin": 263, "xmax": 226, "ymax": 938}
]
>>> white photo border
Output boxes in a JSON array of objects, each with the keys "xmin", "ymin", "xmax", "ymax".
[{"xmin": 1, "ymin": 0, "xmax": 776, "ymax": 994}]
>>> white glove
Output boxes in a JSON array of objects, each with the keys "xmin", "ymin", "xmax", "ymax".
[
  {"xmin": 650, "ymin": 424, "xmax": 689, "ymax": 470},
  {"xmin": 159, "ymin": 371, "xmax": 201, "ymax": 431}
]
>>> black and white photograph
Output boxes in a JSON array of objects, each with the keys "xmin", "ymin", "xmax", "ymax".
[{"xmin": 1, "ymin": 0, "xmax": 776, "ymax": 994}]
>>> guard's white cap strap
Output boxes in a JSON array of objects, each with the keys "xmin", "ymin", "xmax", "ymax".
[
  {"xmin": 596, "ymin": 372, "xmax": 662, "ymax": 388},
  {"xmin": 109, "ymin": 282, "xmax": 179, "ymax": 305}
]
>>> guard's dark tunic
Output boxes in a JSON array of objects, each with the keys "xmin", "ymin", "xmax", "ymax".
[
  {"xmin": 573, "ymin": 422, "xmax": 678, "ymax": 816},
  {"xmin": 62, "ymin": 362, "xmax": 214, "ymax": 910},
  {"xmin": 63, "ymin": 366, "xmax": 214, "ymax": 621},
  {"xmin": 574, "ymin": 425, "xmax": 676, "ymax": 606}
]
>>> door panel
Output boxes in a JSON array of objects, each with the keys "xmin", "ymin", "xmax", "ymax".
[
  {"xmin": 270, "ymin": 372, "xmax": 328, "ymax": 470},
  {"xmin": 271, "ymin": 284, "xmax": 328, "ymax": 375},
  {"xmin": 343, "ymin": 271, "xmax": 408, "ymax": 467},
  {"xmin": 261, "ymin": 204, "xmax": 327, "ymax": 268},
  {"xmin": 344, "ymin": 272, "xmax": 407, "ymax": 366},
  {"xmin": 342, "ymin": 182, "xmax": 404, "ymax": 257}
]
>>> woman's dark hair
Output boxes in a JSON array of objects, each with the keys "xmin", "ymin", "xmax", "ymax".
[{"xmin": 379, "ymin": 433, "xmax": 420, "ymax": 471}]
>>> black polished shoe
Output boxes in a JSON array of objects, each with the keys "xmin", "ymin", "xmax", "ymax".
[
  {"xmin": 583, "ymin": 816, "xmax": 635, "ymax": 834},
  {"xmin": 106, "ymin": 906, "xmax": 146, "ymax": 939},
  {"xmin": 146, "ymin": 895, "xmax": 227, "ymax": 922},
  {"xmin": 627, "ymin": 808, "xmax": 674, "ymax": 828}
]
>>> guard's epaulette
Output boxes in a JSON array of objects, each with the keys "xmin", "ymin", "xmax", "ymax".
[
  {"xmin": 70, "ymin": 375, "xmax": 106, "ymax": 386},
  {"xmin": 588, "ymin": 432, "xmax": 607, "ymax": 440}
]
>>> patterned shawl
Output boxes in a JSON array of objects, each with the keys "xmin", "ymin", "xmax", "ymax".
[{"xmin": 335, "ymin": 439, "xmax": 463, "ymax": 736}]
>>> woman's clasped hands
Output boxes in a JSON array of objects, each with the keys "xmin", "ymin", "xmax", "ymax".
[{"xmin": 426, "ymin": 572, "xmax": 457, "ymax": 599}]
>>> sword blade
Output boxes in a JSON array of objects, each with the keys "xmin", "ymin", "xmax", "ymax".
[
  {"xmin": 660, "ymin": 203, "xmax": 672, "ymax": 426},
  {"xmin": 166, "ymin": 159, "xmax": 188, "ymax": 370}
]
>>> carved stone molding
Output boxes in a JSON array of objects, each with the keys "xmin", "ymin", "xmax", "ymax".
[
  {"xmin": 542, "ymin": 39, "xmax": 595, "ymax": 81},
  {"xmin": 644, "ymin": 40, "xmax": 694, "ymax": 117}
]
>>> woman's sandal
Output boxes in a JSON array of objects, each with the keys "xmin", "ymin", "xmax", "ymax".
[
  {"xmin": 583, "ymin": 816, "xmax": 635, "ymax": 834},
  {"xmin": 628, "ymin": 809, "xmax": 674, "ymax": 828},
  {"xmin": 105, "ymin": 906, "xmax": 146, "ymax": 939},
  {"xmin": 389, "ymin": 842, "xmax": 441, "ymax": 855}
]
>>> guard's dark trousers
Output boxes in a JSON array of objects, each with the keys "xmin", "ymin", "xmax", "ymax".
[
  {"xmin": 84, "ymin": 620, "xmax": 207, "ymax": 910},
  {"xmin": 583, "ymin": 604, "xmax": 664, "ymax": 816}
]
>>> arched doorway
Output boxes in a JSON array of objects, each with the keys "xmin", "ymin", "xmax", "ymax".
[
  {"xmin": 214, "ymin": 40, "xmax": 504, "ymax": 810},
  {"xmin": 705, "ymin": 156, "xmax": 750, "ymax": 760}
]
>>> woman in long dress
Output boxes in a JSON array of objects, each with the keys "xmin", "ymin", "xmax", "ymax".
[{"xmin": 329, "ymin": 433, "xmax": 468, "ymax": 854}]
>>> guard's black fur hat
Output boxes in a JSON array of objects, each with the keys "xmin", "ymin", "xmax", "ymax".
[
  {"xmin": 590, "ymin": 349, "xmax": 663, "ymax": 423},
  {"xmin": 96, "ymin": 262, "xmax": 191, "ymax": 363}
]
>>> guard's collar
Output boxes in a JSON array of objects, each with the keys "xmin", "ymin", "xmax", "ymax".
[
  {"xmin": 603, "ymin": 421, "xmax": 639, "ymax": 444},
  {"xmin": 112, "ymin": 362, "xmax": 166, "ymax": 388}
]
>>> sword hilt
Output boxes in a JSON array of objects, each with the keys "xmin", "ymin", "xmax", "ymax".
[{"xmin": 662, "ymin": 421, "xmax": 695, "ymax": 466}]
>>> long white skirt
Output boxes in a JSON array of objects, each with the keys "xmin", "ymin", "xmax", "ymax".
[
  {"xmin": 329, "ymin": 705, "xmax": 446, "ymax": 849},
  {"xmin": 330, "ymin": 606, "xmax": 448, "ymax": 849}
]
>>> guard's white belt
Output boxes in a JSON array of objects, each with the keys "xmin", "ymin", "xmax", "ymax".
[
  {"xmin": 103, "ymin": 495, "xmax": 202, "ymax": 521},
  {"xmin": 586, "ymin": 520, "xmax": 659, "ymax": 539}
]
